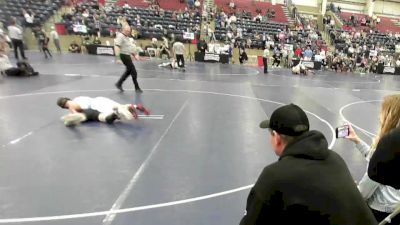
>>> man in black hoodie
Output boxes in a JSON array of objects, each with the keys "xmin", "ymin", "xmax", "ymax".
[{"xmin": 240, "ymin": 104, "xmax": 377, "ymax": 225}]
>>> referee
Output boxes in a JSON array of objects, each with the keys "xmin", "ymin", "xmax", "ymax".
[
  {"xmin": 114, "ymin": 25, "xmax": 142, "ymax": 93},
  {"xmin": 7, "ymin": 17, "xmax": 27, "ymax": 60}
]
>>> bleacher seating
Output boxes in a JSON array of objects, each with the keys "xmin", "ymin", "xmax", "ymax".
[
  {"xmin": 329, "ymin": 28, "xmax": 398, "ymax": 54},
  {"xmin": 214, "ymin": 18, "xmax": 287, "ymax": 48},
  {"xmin": 117, "ymin": 0, "xmax": 202, "ymax": 11},
  {"xmin": 338, "ymin": 12, "xmax": 400, "ymax": 33},
  {"xmin": 215, "ymin": 0, "xmax": 288, "ymax": 23},
  {"xmin": 62, "ymin": 2, "xmax": 202, "ymax": 41},
  {"xmin": 0, "ymin": 0, "xmax": 64, "ymax": 26}
]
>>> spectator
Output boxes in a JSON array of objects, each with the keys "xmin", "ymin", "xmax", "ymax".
[
  {"xmin": 92, "ymin": 36, "xmax": 101, "ymax": 45},
  {"xmin": 292, "ymin": 45, "xmax": 301, "ymax": 57},
  {"xmin": 194, "ymin": 0, "xmax": 201, "ymax": 8},
  {"xmin": 272, "ymin": 46, "xmax": 281, "ymax": 67},
  {"xmin": 346, "ymin": 94, "xmax": 400, "ymax": 223},
  {"xmin": 368, "ymin": 127, "xmax": 400, "ymax": 189},
  {"xmin": 68, "ymin": 40, "xmax": 81, "ymax": 53},
  {"xmin": 240, "ymin": 104, "xmax": 377, "ymax": 225},
  {"xmin": 239, "ymin": 46, "xmax": 247, "ymax": 64},
  {"xmin": 50, "ymin": 26, "xmax": 61, "ymax": 53},
  {"xmin": 229, "ymin": 0, "xmax": 235, "ymax": 9}
]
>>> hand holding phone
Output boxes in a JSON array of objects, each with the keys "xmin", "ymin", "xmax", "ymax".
[{"xmin": 336, "ymin": 125, "xmax": 350, "ymax": 138}]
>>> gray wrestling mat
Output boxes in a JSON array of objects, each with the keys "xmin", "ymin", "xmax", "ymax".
[{"xmin": 0, "ymin": 53, "xmax": 399, "ymax": 225}]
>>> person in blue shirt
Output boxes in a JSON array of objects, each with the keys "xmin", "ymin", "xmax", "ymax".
[{"xmin": 303, "ymin": 46, "xmax": 313, "ymax": 60}]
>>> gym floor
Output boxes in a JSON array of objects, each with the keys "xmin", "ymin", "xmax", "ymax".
[{"xmin": 0, "ymin": 53, "xmax": 399, "ymax": 225}]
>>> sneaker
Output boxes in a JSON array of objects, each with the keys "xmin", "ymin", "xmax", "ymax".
[
  {"xmin": 114, "ymin": 105, "xmax": 133, "ymax": 120},
  {"xmin": 135, "ymin": 88, "xmax": 143, "ymax": 93},
  {"xmin": 135, "ymin": 104, "xmax": 150, "ymax": 115},
  {"xmin": 115, "ymin": 83, "xmax": 124, "ymax": 92},
  {"xmin": 62, "ymin": 113, "xmax": 86, "ymax": 126}
]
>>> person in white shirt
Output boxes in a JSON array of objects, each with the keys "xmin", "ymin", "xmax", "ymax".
[
  {"xmin": 172, "ymin": 41, "xmax": 185, "ymax": 70},
  {"xmin": 50, "ymin": 26, "xmax": 61, "ymax": 53},
  {"xmin": 229, "ymin": 0, "xmax": 235, "ymax": 9},
  {"xmin": 345, "ymin": 94, "xmax": 400, "ymax": 223},
  {"xmin": 7, "ymin": 18, "xmax": 27, "ymax": 60},
  {"xmin": 194, "ymin": 0, "xmax": 200, "ymax": 8},
  {"xmin": 114, "ymin": 25, "xmax": 142, "ymax": 93},
  {"xmin": 22, "ymin": 9, "xmax": 34, "ymax": 27}
]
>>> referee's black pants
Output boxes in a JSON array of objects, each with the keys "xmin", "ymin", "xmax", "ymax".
[
  {"xmin": 117, "ymin": 54, "xmax": 140, "ymax": 90},
  {"xmin": 11, "ymin": 39, "xmax": 26, "ymax": 60},
  {"xmin": 263, "ymin": 57, "xmax": 268, "ymax": 73},
  {"xmin": 176, "ymin": 54, "xmax": 185, "ymax": 68}
]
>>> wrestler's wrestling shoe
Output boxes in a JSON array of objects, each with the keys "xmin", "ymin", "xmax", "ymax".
[
  {"xmin": 113, "ymin": 105, "xmax": 134, "ymax": 120},
  {"xmin": 127, "ymin": 105, "xmax": 139, "ymax": 119},
  {"xmin": 135, "ymin": 104, "xmax": 150, "ymax": 115},
  {"xmin": 62, "ymin": 113, "xmax": 86, "ymax": 126}
]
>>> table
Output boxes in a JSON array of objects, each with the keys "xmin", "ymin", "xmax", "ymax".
[
  {"xmin": 86, "ymin": 44, "xmax": 115, "ymax": 56},
  {"xmin": 292, "ymin": 59, "xmax": 322, "ymax": 70},
  {"xmin": 195, "ymin": 52, "xmax": 229, "ymax": 64}
]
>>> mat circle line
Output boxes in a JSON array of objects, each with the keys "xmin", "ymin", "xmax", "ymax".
[{"xmin": 0, "ymin": 88, "xmax": 336, "ymax": 223}]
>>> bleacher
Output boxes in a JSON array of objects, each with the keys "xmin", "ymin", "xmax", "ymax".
[
  {"xmin": 62, "ymin": 1, "xmax": 202, "ymax": 41},
  {"xmin": 214, "ymin": 18, "xmax": 287, "ymax": 48},
  {"xmin": 116, "ymin": 0, "xmax": 202, "ymax": 11},
  {"xmin": 329, "ymin": 29, "xmax": 398, "ymax": 54},
  {"xmin": 338, "ymin": 11, "xmax": 400, "ymax": 33},
  {"xmin": 215, "ymin": 0, "xmax": 288, "ymax": 23},
  {"xmin": 0, "ymin": 0, "xmax": 64, "ymax": 26}
]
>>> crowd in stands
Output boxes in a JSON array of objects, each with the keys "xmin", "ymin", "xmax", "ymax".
[
  {"xmin": 326, "ymin": 26, "xmax": 400, "ymax": 73},
  {"xmin": 0, "ymin": 0, "xmax": 63, "ymax": 28},
  {"xmin": 61, "ymin": 0, "xmax": 202, "ymax": 42}
]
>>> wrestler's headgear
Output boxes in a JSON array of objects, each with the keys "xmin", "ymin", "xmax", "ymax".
[{"xmin": 57, "ymin": 97, "xmax": 71, "ymax": 108}]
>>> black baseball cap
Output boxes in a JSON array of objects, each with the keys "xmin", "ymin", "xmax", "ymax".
[
  {"xmin": 57, "ymin": 97, "xmax": 70, "ymax": 108},
  {"xmin": 368, "ymin": 127, "xmax": 400, "ymax": 189},
  {"xmin": 260, "ymin": 104, "xmax": 309, "ymax": 136}
]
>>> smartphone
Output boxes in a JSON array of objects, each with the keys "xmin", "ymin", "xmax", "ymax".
[{"xmin": 336, "ymin": 125, "xmax": 350, "ymax": 138}]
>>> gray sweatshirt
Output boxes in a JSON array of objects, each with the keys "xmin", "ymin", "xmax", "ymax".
[{"xmin": 356, "ymin": 140, "xmax": 400, "ymax": 213}]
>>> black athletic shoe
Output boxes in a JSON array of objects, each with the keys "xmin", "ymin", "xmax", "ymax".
[
  {"xmin": 105, "ymin": 113, "xmax": 119, "ymax": 124},
  {"xmin": 135, "ymin": 88, "xmax": 143, "ymax": 93},
  {"xmin": 115, "ymin": 83, "xmax": 124, "ymax": 92}
]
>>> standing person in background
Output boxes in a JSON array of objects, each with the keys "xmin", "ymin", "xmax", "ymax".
[
  {"xmin": 7, "ymin": 18, "xmax": 27, "ymax": 60},
  {"xmin": 114, "ymin": 25, "xmax": 143, "ymax": 93},
  {"xmin": 345, "ymin": 94, "xmax": 400, "ymax": 224},
  {"xmin": 172, "ymin": 41, "xmax": 185, "ymax": 71},
  {"xmin": 50, "ymin": 26, "xmax": 61, "ymax": 53},
  {"xmin": 262, "ymin": 46, "xmax": 269, "ymax": 74},
  {"xmin": 37, "ymin": 28, "xmax": 52, "ymax": 59}
]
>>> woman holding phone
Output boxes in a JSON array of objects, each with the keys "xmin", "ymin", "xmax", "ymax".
[{"xmin": 346, "ymin": 94, "xmax": 400, "ymax": 223}]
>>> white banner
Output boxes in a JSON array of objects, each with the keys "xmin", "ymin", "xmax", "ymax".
[
  {"xmin": 383, "ymin": 66, "xmax": 395, "ymax": 74},
  {"xmin": 183, "ymin": 32, "xmax": 195, "ymax": 40},
  {"xmin": 204, "ymin": 53, "xmax": 220, "ymax": 62},
  {"xmin": 73, "ymin": 24, "xmax": 87, "ymax": 33},
  {"xmin": 96, "ymin": 47, "xmax": 114, "ymax": 55},
  {"xmin": 302, "ymin": 61, "xmax": 314, "ymax": 68}
]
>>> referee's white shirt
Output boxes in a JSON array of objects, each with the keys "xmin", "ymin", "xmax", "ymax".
[{"xmin": 7, "ymin": 25, "xmax": 23, "ymax": 40}]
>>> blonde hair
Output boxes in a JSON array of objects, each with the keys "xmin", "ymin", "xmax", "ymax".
[{"xmin": 371, "ymin": 94, "xmax": 400, "ymax": 154}]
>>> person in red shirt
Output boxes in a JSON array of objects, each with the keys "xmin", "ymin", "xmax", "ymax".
[{"xmin": 294, "ymin": 46, "xmax": 302, "ymax": 58}]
